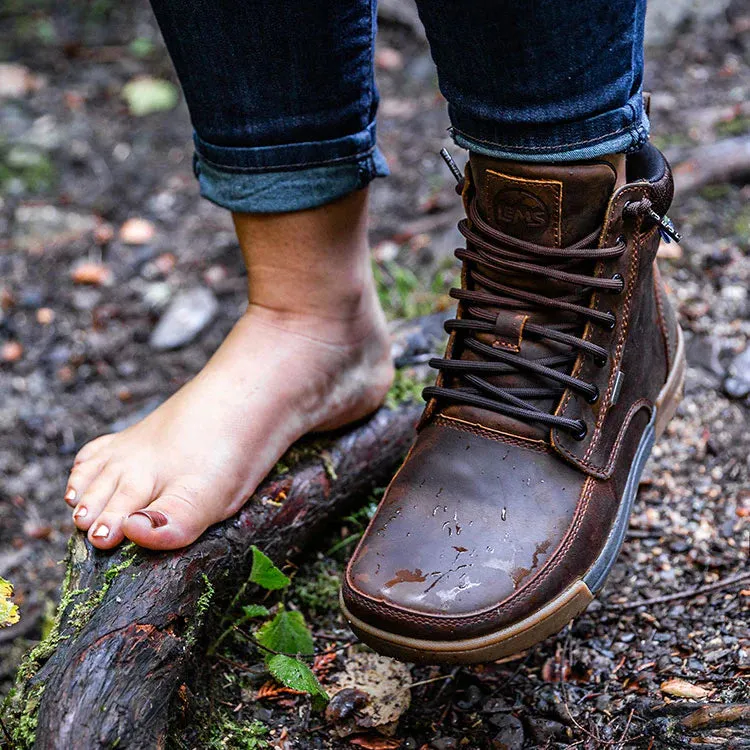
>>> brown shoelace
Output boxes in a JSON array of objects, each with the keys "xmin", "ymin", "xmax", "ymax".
[{"xmin": 424, "ymin": 191, "xmax": 652, "ymax": 440}]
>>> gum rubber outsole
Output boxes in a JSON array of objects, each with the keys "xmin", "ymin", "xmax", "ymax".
[{"xmin": 340, "ymin": 327, "xmax": 686, "ymax": 665}]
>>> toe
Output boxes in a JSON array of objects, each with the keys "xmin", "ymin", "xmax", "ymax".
[
  {"xmin": 72, "ymin": 467, "xmax": 120, "ymax": 532},
  {"xmin": 65, "ymin": 435, "xmax": 116, "ymax": 506},
  {"xmin": 123, "ymin": 483, "xmax": 220, "ymax": 550},
  {"xmin": 73, "ymin": 434, "xmax": 115, "ymax": 466},
  {"xmin": 65, "ymin": 459, "xmax": 105, "ymax": 507},
  {"xmin": 87, "ymin": 478, "xmax": 155, "ymax": 549}
]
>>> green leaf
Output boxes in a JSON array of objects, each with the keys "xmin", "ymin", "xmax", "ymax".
[
  {"xmin": 268, "ymin": 654, "xmax": 328, "ymax": 710},
  {"xmin": 0, "ymin": 577, "xmax": 19, "ymax": 627},
  {"xmin": 255, "ymin": 608, "xmax": 313, "ymax": 659},
  {"xmin": 241, "ymin": 604, "xmax": 270, "ymax": 619},
  {"xmin": 249, "ymin": 546, "xmax": 290, "ymax": 591},
  {"xmin": 122, "ymin": 77, "xmax": 178, "ymax": 116}
]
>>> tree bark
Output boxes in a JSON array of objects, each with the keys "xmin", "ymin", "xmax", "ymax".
[{"xmin": 6, "ymin": 314, "xmax": 447, "ymax": 750}]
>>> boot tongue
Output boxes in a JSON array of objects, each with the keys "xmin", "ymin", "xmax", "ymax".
[
  {"xmin": 469, "ymin": 153, "xmax": 622, "ymax": 247},
  {"xmin": 439, "ymin": 154, "xmax": 622, "ymax": 440}
]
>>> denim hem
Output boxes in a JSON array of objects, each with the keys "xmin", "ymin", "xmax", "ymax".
[
  {"xmin": 450, "ymin": 89, "xmax": 650, "ymax": 163},
  {"xmin": 194, "ymin": 145, "xmax": 389, "ymax": 214},
  {"xmin": 194, "ymin": 119, "xmax": 383, "ymax": 173}
]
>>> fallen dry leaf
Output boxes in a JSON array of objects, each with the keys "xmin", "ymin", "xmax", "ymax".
[
  {"xmin": 256, "ymin": 680, "xmax": 305, "ymax": 701},
  {"xmin": 71, "ymin": 262, "xmax": 113, "ymax": 286},
  {"xmin": 327, "ymin": 652, "xmax": 411, "ymax": 738},
  {"xmin": 680, "ymin": 703, "xmax": 750, "ymax": 730},
  {"xmin": 660, "ymin": 678, "xmax": 711, "ymax": 700},
  {"xmin": 348, "ymin": 735, "xmax": 402, "ymax": 750},
  {"xmin": 119, "ymin": 217, "xmax": 156, "ymax": 245}
]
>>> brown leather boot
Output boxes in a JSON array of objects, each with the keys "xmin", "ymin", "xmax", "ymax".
[{"xmin": 341, "ymin": 143, "xmax": 685, "ymax": 664}]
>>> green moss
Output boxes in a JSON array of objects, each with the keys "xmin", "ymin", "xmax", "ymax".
[
  {"xmin": 185, "ymin": 574, "xmax": 215, "ymax": 646},
  {"xmin": 8, "ymin": 683, "xmax": 44, "ymax": 748},
  {"xmin": 716, "ymin": 115, "xmax": 750, "ymax": 138},
  {"xmin": 5, "ymin": 538, "xmax": 137, "ymax": 741},
  {"xmin": 272, "ymin": 437, "xmax": 335, "ymax": 479},
  {"xmin": 196, "ymin": 574, "xmax": 215, "ymax": 618},
  {"xmin": 201, "ymin": 714, "xmax": 268, "ymax": 749},
  {"xmin": 733, "ymin": 205, "xmax": 750, "ymax": 245},
  {"xmin": 294, "ymin": 560, "xmax": 342, "ymax": 615},
  {"xmin": 0, "ymin": 143, "xmax": 57, "ymax": 196},
  {"xmin": 67, "ymin": 554, "xmax": 136, "ymax": 632},
  {"xmin": 385, "ymin": 368, "xmax": 430, "ymax": 409}
]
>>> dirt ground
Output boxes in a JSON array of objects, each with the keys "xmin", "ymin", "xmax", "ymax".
[{"xmin": 1, "ymin": 1, "xmax": 749, "ymax": 748}]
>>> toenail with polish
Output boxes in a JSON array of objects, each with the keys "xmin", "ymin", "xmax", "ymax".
[
  {"xmin": 92, "ymin": 524, "xmax": 109, "ymax": 538},
  {"xmin": 129, "ymin": 510, "xmax": 168, "ymax": 528},
  {"xmin": 73, "ymin": 506, "xmax": 88, "ymax": 519},
  {"xmin": 65, "ymin": 488, "xmax": 77, "ymax": 503}
]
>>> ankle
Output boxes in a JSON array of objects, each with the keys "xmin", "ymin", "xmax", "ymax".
[{"xmin": 233, "ymin": 188, "xmax": 377, "ymax": 322}]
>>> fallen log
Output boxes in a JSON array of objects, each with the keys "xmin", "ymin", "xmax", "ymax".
[
  {"xmin": 670, "ymin": 135, "xmax": 750, "ymax": 195},
  {"xmin": 3, "ymin": 314, "xmax": 447, "ymax": 750}
]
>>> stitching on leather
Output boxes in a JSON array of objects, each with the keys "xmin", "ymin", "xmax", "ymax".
[
  {"xmin": 492, "ymin": 314, "xmax": 528, "ymax": 353},
  {"xmin": 653, "ymin": 265, "xmax": 673, "ymax": 372},
  {"xmin": 582, "ymin": 223, "xmax": 644, "ymax": 461},
  {"xmin": 434, "ymin": 414, "xmax": 551, "ymax": 453},
  {"xmin": 554, "ymin": 186, "xmax": 645, "ymax": 427},
  {"xmin": 553, "ymin": 186, "xmax": 658, "ymax": 474}
]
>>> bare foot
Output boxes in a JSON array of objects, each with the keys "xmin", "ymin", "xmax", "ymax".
[
  {"xmin": 64, "ymin": 189, "xmax": 394, "ymax": 550},
  {"xmin": 66, "ymin": 294, "xmax": 392, "ymax": 549}
]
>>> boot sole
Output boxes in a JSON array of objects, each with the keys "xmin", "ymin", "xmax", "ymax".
[{"xmin": 340, "ymin": 326, "xmax": 686, "ymax": 665}]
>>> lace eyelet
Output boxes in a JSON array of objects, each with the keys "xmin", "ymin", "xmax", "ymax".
[
  {"xmin": 593, "ymin": 354, "xmax": 608, "ymax": 368},
  {"xmin": 611, "ymin": 273, "xmax": 624, "ymax": 293},
  {"xmin": 572, "ymin": 421, "xmax": 588, "ymax": 441},
  {"xmin": 585, "ymin": 386, "xmax": 600, "ymax": 404},
  {"xmin": 616, "ymin": 234, "xmax": 626, "ymax": 246},
  {"xmin": 604, "ymin": 312, "xmax": 617, "ymax": 330}
]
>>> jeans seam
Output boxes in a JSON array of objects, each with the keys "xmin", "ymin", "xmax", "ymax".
[
  {"xmin": 451, "ymin": 122, "xmax": 634, "ymax": 152},
  {"xmin": 196, "ymin": 142, "xmax": 378, "ymax": 173}
]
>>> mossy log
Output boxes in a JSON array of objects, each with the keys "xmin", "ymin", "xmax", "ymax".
[{"xmin": 4, "ymin": 314, "xmax": 448, "ymax": 750}]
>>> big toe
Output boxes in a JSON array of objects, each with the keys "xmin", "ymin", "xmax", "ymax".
[
  {"xmin": 122, "ymin": 483, "xmax": 223, "ymax": 550},
  {"xmin": 87, "ymin": 478, "xmax": 156, "ymax": 550}
]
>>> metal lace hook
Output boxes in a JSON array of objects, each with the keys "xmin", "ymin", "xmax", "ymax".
[{"xmin": 440, "ymin": 148, "xmax": 465, "ymax": 192}]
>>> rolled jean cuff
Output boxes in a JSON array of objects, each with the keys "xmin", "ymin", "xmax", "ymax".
[
  {"xmin": 192, "ymin": 121, "xmax": 390, "ymax": 213},
  {"xmin": 450, "ymin": 89, "xmax": 649, "ymax": 163}
]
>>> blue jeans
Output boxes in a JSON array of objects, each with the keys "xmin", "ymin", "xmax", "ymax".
[{"xmin": 149, "ymin": 0, "xmax": 648, "ymax": 213}]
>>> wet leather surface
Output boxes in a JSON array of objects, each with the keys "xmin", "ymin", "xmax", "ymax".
[{"xmin": 346, "ymin": 421, "xmax": 585, "ymax": 617}]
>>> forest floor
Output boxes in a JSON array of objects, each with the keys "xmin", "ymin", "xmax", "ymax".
[{"xmin": 0, "ymin": 1, "xmax": 749, "ymax": 748}]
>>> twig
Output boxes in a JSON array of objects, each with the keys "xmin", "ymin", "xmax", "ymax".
[
  {"xmin": 398, "ymin": 674, "xmax": 454, "ymax": 694},
  {"xmin": 608, "ymin": 569, "xmax": 750, "ymax": 611}
]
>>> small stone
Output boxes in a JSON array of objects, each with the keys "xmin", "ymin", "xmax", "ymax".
[
  {"xmin": 36, "ymin": 307, "xmax": 54, "ymax": 324},
  {"xmin": 119, "ymin": 217, "xmax": 156, "ymax": 245},
  {"xmin": 525, "ymin": 716, "xmax": 567, "ymax": 743},
  {"xmin": 94, "ymin": 223, "xmax": 115, "ymax": 245},
  {"xmin": 491, "ymin": 714, "xmax": 524, "ymax": 750},
  {"xmin": 375, "ymin": 47, "xmax": 404, "ymax": 71},
  {"xmin": 149, "ymin": 287, "xmax": 218, "ymax": 350},
  {"xmin": 455, "ymin": 684, "xmax": 482, "ymax": 710},
  {"xmin": 1, "ymin": 341, "xmax": 23, "ymax": 363},
  {"xmin": 430, "ymin": 738, "xmax": 457, "ymax": 750},
  {"xmin": 723, "ymin": 347, "xmax": 750, "ymax": 399},
  {"xmin": 0, "ymin": 63, "xmax": 44, "ymax": 99}
]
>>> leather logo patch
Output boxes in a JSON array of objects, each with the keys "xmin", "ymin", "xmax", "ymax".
[{"xmin": 493, "ymin": 188, "xmax": 549, "ymax": 234}]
